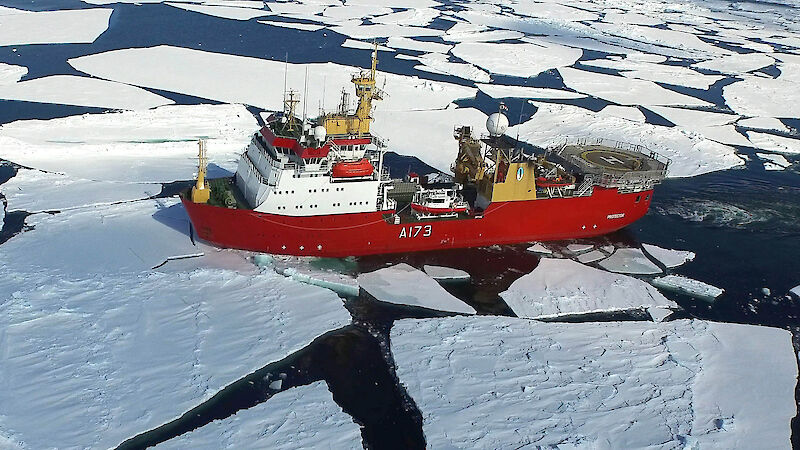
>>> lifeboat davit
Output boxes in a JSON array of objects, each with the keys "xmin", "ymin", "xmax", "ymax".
[
  {"xmin": 410, "ymin": 203, "xmax": 469, "ymax": 214},
  {"xmin": 332, "ymin": 158, "xmax": 374, "ymax": 178}
]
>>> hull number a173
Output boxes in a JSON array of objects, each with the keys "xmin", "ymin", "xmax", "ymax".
[{"xmin": 399, "ymin": 225, "xmax": 432, "ymax": 239}]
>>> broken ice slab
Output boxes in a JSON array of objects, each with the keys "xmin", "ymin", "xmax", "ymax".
[
  {"xmin": 790, "ymin": 285, "xmax": 800, "ymax": 297},
  {"xmin": 756, "ymin": 152, "xmax": 792, "ymax": 171},
  {"xmin": 526, "ymin": 242, "xmax": 552, "ymax": 255},
  {"xmin": 501, "ymin": 259, "xmax": 675, "ymax": 319},
  {"xmin": 566, "ymin": 243, "xmax": 593, "ymax": 253},
  {"xmin": 651, "ymin": 275, "xmax": 724, "ymax": 301},
  {"xmin": 576, "ymin": 249, "xmax": 606, "ymax": 264},
  {"xmin": 423, "ymin": 264, "xmax": 471, "ymax": 282},
  {"xmin": 598, "ymin": 247, "xmax": 662, "ymax": 275},
  {"xmin": 642, "ymin": 243, "xmax": 696, "ymax": 268},
  {"xmin": 391, "ymin": 316, "xmax": 797, "ymax": 449},
  {"xmin": 647, "ymin": 306, "xmax": 673, "ymax": 322},
  {"xmin": 155, "ymin": 381, "xmax": 361, "ymax": 449},
  {"xmin": 264, "ymin": 255, "xmax": 360, "ymax": 297},
  {"xmin": 357, "ymin": 263, "xmax": 476, "ymax": 314}
]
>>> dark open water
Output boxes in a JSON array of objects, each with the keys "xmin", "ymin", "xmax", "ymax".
[{"xmin": 1, "ymin": 0, "xmax": 798, "ymax": 448}]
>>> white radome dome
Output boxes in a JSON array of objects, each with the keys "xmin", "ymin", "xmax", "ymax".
[
  {"xmin": 313, "ymin": 125, "xmax": 327, "ymax": 141},
  {"xmin": 486, "ymin": 112, "xmax": 509, "ymax": 136}
]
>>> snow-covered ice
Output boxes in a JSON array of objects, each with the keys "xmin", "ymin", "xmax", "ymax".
[
  {"xmin": 724, "ymin": 77, "xmax": 800, "ymax": 118},
  {"xmin": 413, "ymin": 53, "xmax": 491, "ymax": 83},
  {"xmin": 738, "ymin": 117, "xmax": 789, "ymax": 133},
  {"xmin": 371, "ymin": 8, "xmax": 439, "ymax": 27},
  {"xmin": 652, "ymin": 275, "xmax": 725, "ymax": 300},
  {"xmin": 747, "ymin": 131, "xmax": 800, "ymax": 154},
  {"xmin": 559, "ymin": 67, "xmax": 711, "ymax": 107},
  {"xmin": 329, "ymin": 22, "xmax": 443, "ymax": 40},
  {"xmin": 166, "ymin": 2, "xmax": 268, "ymax": 20},
  {"xmin": 647, "ymin": 306, "xmax": 673, "ymax": 322},
  {"xmin": 267, "ymin": 255, "xmax": 360, "ymax": 297},
  {"xmin": 510, "ymin": 103, "xmax": 742, "ymax": 178},
  {"xmin": 340, "ymin": 39, "xmax": 395, "ymax": 52},
  {"xmin": 757, "ymin": 153, "xmax": 792, "ymax": 171},
  {"xmin": 0, "ymin": 104, "xmax": 257, "ymax": 183},
  {"xmin": 155, "ymin": 381, "xmax": 361, "ymax": 449},
  {"xmin": 0, "ymin": 198, "xmax": 351, "ymax": 448},
  {"xmin": 642, "ymin": 243, "xmax": 696, "ymax": 268},
  {"xmin": 357, "ymin": 263, "xmax": 476, "ymax": 314},
  {"xmin": 693, "ymin": 53, "xmax": 775, "ymax": 74},
  {"xmin": 526, "ymin": 243, "xmax": 552, "ymax": 255},
  {"xmin": 0, "ymin": 8, "xmax": 112, "ymax": 46},
  {"xmin": 259, "ymin": 20, "xmax": 324, "ymax": 31},
  {"xmin": 791, "ymin": 285, "xmax": 800, "ymax": 297},
  {"xmin": 566, "ymin": 243, "xmax": 593, "ymax": 253},
  {"xmin": 0, "ymin": 63, "xmax": 27, "ymax": 85},
  {"xmin": 391, "ymin": 316, "xmax": 797, "ymax": 449},
  {"xmin": 598, "ymin": 247, "xmax": 663, "ymax": 275},
  {"xmin": 452, "ymin": 42, "xmax": 582, "ymax": 78},
  {"xmin": 0, "ymin": 75, "xmax": 174, "ymax": 110},
  {"xmin": 476, "ymin": 83, "xmax": 585, "ymax": 100},
  {"xmin": 423, "ymin": 265, "xmax": 470, "ymax": 281},
  {"xmin": 597, "ymin": 105, "xmax": 645, "ymax": 123},
  {"xmin": 386, "ymin": 37, "xmax": 451, "ymax": 54},
  {"xmin": 501, "ymin": 259, "xmax": 675, "ymax": 319},
  {"xmin": 580, "ymin": 58, "xmax": 723, "ymax": 90},
  {"xmin": 575, "ymin": 249, "xmax": 606, "ymax": 264}
]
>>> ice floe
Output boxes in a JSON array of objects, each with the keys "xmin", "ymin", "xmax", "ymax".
[
  {"xmin": 265, "ymin": 255, "xmax": 359, "ymax": 297},
  {"xmin": 641, "ymin": 243, "xmax": 696, "ymax": 268},
  {"xmin": 0, "ymin": 103, "xmax": 256, "ymax": 183},
  {"xmin": 0, "ymin": 75, "xmax": 174, "ymax": 110},
  {"xmin": 386, "ymin": 37, "xmax": 452, "ymax": 54},
  {"xmin": 510, "ymin": 102, "xmax": 742, "ymax": 178},
  {"xmin": 693, "ymin": 53, "xmax": 775, "ymax": 74},
  {"xmin": 558, "ymin": 67, "xmax": 711, "ymax": 107},
  {"xmin": 756, "ymin": 152, "xmax": 792, "ymax": 171},
  {"xmin": 501, "ymin": 258, "xmax": 675, "ymax": 319},
  {"xmin": 69, "ymin": 46, "xmax": 475, "ymax": 113},
  {"xmin": 651, "ymin": 275, "xmax": 724, "ymax": 300},
  {"xmin": 155, "ymin": 381, "xmax": 361, "ymax": 449},
  {"xmin": 340, "ymin": 39, "xmax": 394, "ymax": 52},
  {"xmin": 510, "ymin": 2, "xmax": 599, "ymax": 22},
  {"xmin": 0, "ymin": 8, "xmax": 112, "ymax": 46},
  {"xmin": 0, "ymin": 63, "xmax": 27, "ymax": 85},
  {"xmin": 322, "ymin": 4, "xmax": 392, "ymax": 22},
  {"xmin": 1, "ymin": 169, "xmax": 160, "ymax": 213},
  {"xmin": 738, "ymin": 117, "xmax": 789, "ymax": 133},
  {"xmin": 372, "ymin": 107, "xmax": 486, "ymax": 174},
  {"xmin": 791, "ymin": 285, "xmax": 800, "ymax": 297},
  {"xmin": 476, "ymin": 83, "xmax": 585, "ymax": 100},
  {"xmin": 565, "ymin": 243, "xmax": 593, "ymax": 253},
  {"xmin": 597, "ymin": 105, "xmax": 645, "ymax": 122},
  {"xmin": 391, "ymin": 316, "xmax": 797, "ymax": 449},
  {"xmin": 412, "ymin": 53, "xmax": 491, "ymax": 83},
  {"xmin": 747, "ymin": 131, "xmax": 800, "ymax": 154},
  {"xmin": 451, "ymin": 42, "xmax": 582, "ymax": 78},
  {"xmin": 723, "ymin": 76, "xmax": 800, "ymax": 118},
  {"xmin": 423, "ymin": 265, "xmax": 470, "ymax": 282},
  {"xmin": 579, "ymin": 58, "xmax": 723, "ymax": 90},
  {"xmin": 371, "ymin": 8, "xmax": 439, "ymax": 27},
  {"xmin": 647, "ymin": 306, "xmax": 673, "ymax": 322},
  {"xmin": 602, "ymin": 11, "xmax": 662, "ymax": 26},
  {"xmin": 575, "ymin": 249, "xmax": 606, "ymax": 264},
  {"xmin": 598, "ymin": 247, "xmax": 662, "ymax": 275},
  {"xmin": 166, "ymin": 2, "xmax": 268, "ymax": 20},
  {"xmin": 357, "ymin": 263, "xmax": 476, "ymax": 314},
  {"xmin": 259, "ymin": 20, "xmax": 324, "ymax": 31},
  {"xmin": 591, "ymin": 21, "xmax": 727, "ymax": 58},
  {"xmin": 329, "ymin": 23, "xmax": 443, "ymax": 40},
  {"xmin": 526, "ymin": 243, "xmax": 552, "ymax": 255}
]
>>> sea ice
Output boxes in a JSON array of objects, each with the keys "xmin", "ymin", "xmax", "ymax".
[
  {"xmin": 269, "ymin": 256, "xmax": 360, "ymax": 297},
  {"xmin": 329, "ymin": 23, "xmax": 443, "ymax": 40},
  {"xmin": 510, "ymin": 2, "xmax": 599, "ymax": 22},
  {"xmin": 602, "ymin": 11, "xmax": 662, "ymax": 26},
  {"xmin": 0, "ymin": 200, "xmax": 351, "ymax": 449},
  {"xmin": 357, "ymin": 263, "xmax": 476, "ymax": 314},
  {"xmin": 747, "ymin": 131, "xmax": 800, "ymax": 154},
  {"xmin": 597, "ymin": 105, "xmax": 645, "ymax": 123},
  {"xmin": 0, "ymin": 8, "xmax": 112, "ymax": 46},
  {"xmin": 651, "ymin": 275, "xmax": 724, "ymax": 300},
  {"xmin": 166, "ymin": 2, "xmax": 269, "ymax": 20},
  {"xmin": 386, "ymin": 37, "xmax": 452, "ymax": 54},
  {"xmin": 509, "ymin": 102, "xmax": 742, "ymax": 178},
  {"xmin": 391, "ymin": 316, "xmax": 797, "ymax": 449},
  {"xmin": 423, "ymin": 264, "xmax": 470, "ymax": 281},
  {"xmin": 451, "ymin": 42, "xmax": 582, "ymax": 78},
  {"xmin": 723, "ymin": 76, "xmax": 800, "ymax": 118},
  {"xmin": 0, "ymin": 104, "xmax": 256, "ymax": 183},
  {"xmin": 340, "ymin": 39, "xmax": 395, "ymax": 52},
  {"xmin": 647, "ymin": 306, "xmax": 673, "ymax": 322},
  {"xmin": 738, "ymin": 117, "xmax": 789, "ymax": 133},
  {"xmin": 756, "ymin": 153, "xmax": 792, "ymax": 171},
  {"xmin": 576, "ymin": 249, "xmax": 606, "ymax": 264},
  {"xmin": 0, "ymin": 75, "xmax": 174, "ymax": 110},
  {"xmin": 155, "ymin": 381, "xmax": 361, "ymax": 449},
  {"xmin": 476, "ymin": 83, "xmax": 585, "ymax": 100},
  {"xmin": 69, "ymin": 46, "xmax": 475, "ymax": 113},
  {"xmin": 646, "ymin": 106, "xmax": 738, "ymax": 128},
  {"xmin": 566, "ymin": 243, "xmax": 593, "ymax": 253},
  {"xmin": 413, "ymin": 53, "xmax": 491, "ymax": 83},
  {"xmin": 641, "ymin": 243, "xmax": 696, "ymax": 268},
  {"xmin": 693, "ymin": 53, "xmax": 775, "ymax": 74},
  {"xmin": 1, "ymin": 169, "xmax": 160, "ymax": 213},
  {"xmin": 259, "ymin": 20, "xmax": 324, "ymax": 31},
  {"xmin": 591, "ymin": 21, "xmax": 727, "ymax": 58},
  {"xmin": 501, "ymin": 258, "xmax": 675, "ymax": 319},
  {"xmin": 372, "ymin": 107, "xmax": 486, "ymax": 174},
  {"xmin": 0, "ymin": 63, "xmax": 27, "ymax": 85},
  {"xmin": 791, "ymin": 285, "xmax": 800, "ymax": 297},
  {"xmin": 322, "ymin": 4, "xmax": 392, "ymax": 22},
  {"xmin": 558, "ymin": 67, "xmax": 711, "ymax": 107},
  {"xmin": 371, "ymin": 8, "xmax": 439, "ymax": 27},
  {"xmin": 579, "ymin": 58, "xmax": 722, "ymax": 90},
  {"xmin": 441, "ymin": 28, "xmax": 524, "ymax": 43},
  {"xmin": 598, "ymin": 247, "xmax": 662, "ymax": 275},
  {"xmin": 526, "ymin": 243, "xmax": 552, "ymax": 255}
]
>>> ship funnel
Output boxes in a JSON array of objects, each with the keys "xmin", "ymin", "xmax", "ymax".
[{"xmin": 486, "ymin": 112, "xmax": 509, "ymax": 137}]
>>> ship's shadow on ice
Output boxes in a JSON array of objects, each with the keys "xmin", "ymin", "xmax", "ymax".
[{"xmin": 151, "ymin": 202, "xmax": 193, "ymax": 240}]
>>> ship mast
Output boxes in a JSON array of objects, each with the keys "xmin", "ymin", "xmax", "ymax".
[
  {"xmin": 191, "ymin": 139, "xmax": 210, "ymax": 203},
  {"xmin": 324, "ymin": 43, "xmax": 383, "ymax": 137}
]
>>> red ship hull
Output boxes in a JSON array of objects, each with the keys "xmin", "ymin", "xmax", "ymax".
[{"xmin": 182, "ymin": 187, "xmax": 653, "ymax": 257}]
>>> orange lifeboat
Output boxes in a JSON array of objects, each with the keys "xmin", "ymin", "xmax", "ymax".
[{"xmin": 332, "ymin": 158, "xmax": 374, "ymax": 178}]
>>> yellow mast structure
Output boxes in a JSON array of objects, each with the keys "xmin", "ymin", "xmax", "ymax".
[
  {"xmin": 191, "ymin": 139, "xmax": 211, "ymax": 204},
  {"xmin": 323, "ymin": 43, "xmax": 383, "ymax": 136}
]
